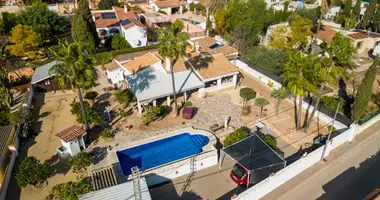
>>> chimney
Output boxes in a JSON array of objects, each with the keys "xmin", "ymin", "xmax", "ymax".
[
  {"xmin": 195, "ymin": 42, "xmax": 200, "ymax": 52},
  {"xmin": 165, "ymin": 57, "xmax": 171, "ymax": 71},
  {"xmin": 124, "ymin": 0, "xmax": 129, "ymax": 13}
]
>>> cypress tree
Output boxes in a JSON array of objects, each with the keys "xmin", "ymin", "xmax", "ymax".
[
  {"xmin": 373, "ymin": 5, "xmax": 380, "ymax": 32},
  {"xmin": 361, "ymin": 0, "xmax": 377, "ymax": 29},
  {"xmin": 72, "ymin": 0, "xmax": 99, "ymax": 52},
  {"xmin": 352, "ymin": 56, "xmax": 379, "ymax": 120},
  {"xmin": 352, "ymin": 0, "xmax": 361, "ymax": 20},
  {"xmin": 343, "ymin": 0, "xmax": 352, "ymax": 17}
]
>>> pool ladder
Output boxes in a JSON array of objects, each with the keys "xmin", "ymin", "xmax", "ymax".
[
  {"xmin": 131, "ymin": 166, "xmax": 142, "ymax": 200},
  {"xmin": 180, "ymin": 156, "xmax": 196, "ymax": 196}
]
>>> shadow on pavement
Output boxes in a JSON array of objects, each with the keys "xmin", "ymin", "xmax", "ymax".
[{"xmin": 317, "ymin": 151, "xmax": 380, "ymax": 200}]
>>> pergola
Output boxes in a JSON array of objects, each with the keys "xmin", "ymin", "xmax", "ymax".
[{"xmin": 219, "ymin": 133, "xmax": 286, "ymax": 187}]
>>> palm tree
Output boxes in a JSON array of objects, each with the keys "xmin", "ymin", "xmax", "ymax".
[
  {"xmin": 282, "ymin": 53, "xmax": 318, "ymax": 130},
  {"xmin": 156, "ymin": 20, "xmax": 189, "ymax": 116},
  {"xmin": 49, "ymin": 40, "xmax": 97, "ymax": 133},
  {"xmin": 271, "ymin": 87, "xmax": 288, "ymax": 115},
  {"xmin": 304, "ymin": 33, "xmax": 356, "ymax": 130}
]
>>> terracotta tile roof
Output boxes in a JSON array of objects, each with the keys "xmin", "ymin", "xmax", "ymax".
[
  {"xmin": 104, "ymin": 60, "xmax": 120, "ymax": 71},
  {"xmin": 122, "ymin": 52, "xmax": 161, "ymax": 73},
  {"xmin": 115, "ymin": 49, "xmax": 157, "ymax": 62},
  {"xmin": 312, "ymin": 26, "xmax": 337, "ymax": 44},
  {"xmin": 56, "ymin": 125, "xmax": 86, "ymax": 143},
  {"xmin": 188, "ymin": 53, "xmax": 238, "ymax": 79},
  {"xmin": 347, "ymin": 32, "xmax": 380, "ymax": 40},
  {"xmin": 113, "ymin": 6, "xmax": 137, "ymax": 21},
  {"xmin": 154, "ymin": 0, "xmax": 182, "ymax": 8},
  {"xmin": 192, "ymin": 37, "xmax": 238, "ymax": 57},
  {"xmin": 153, "ymin": 52, "xmax": 192, "ymax": 73},
  {"xmin": 93, "ymin": 12, "xmax": 120, "ymax": 28}
]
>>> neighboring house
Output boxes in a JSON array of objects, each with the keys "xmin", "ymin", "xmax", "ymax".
[
  {"xmin": 30, "ymin": 61, "xmax": 67, "ymax": 92},
  {"xmin": 345, "ymin": 31, "xmax": 380, "ymax": 54},
  {"xmin": 55, "ymin": 125, "xmax": 87, "ymax": 157},
  {"xmin": 312, "ymin": 25, "xmax": 339, "ymax": 44},
  {"xmin": 104, "ymin": 36, "xmax": 240, "ymax": 114},
  {"xmin": 92, "ymin": 6, "xmax": 147, "ymax": 48},
  {"xmin": 169, "ymin": 12, "xmax": 208, "ymax": 37},
  {"xmin": 150, "ymin": 0, "xmax": 183, "ymax": 15},
  {"xmin": 140, "ymin": 12, "xmax": 171, "ymax": 28},
  {"xmin": 127, "ymin": 0, "xmax": 149, "ymax": 7},
  {"xmin": 190, "ymin": 36, "xmax": 239, "ymax": 59},
  {"xmin": 0, "ymin": 125, "xmax": 18, "ymax": 200}
]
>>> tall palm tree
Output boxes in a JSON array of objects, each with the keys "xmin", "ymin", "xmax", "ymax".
[
  {"xmin": 282, "ymin": 53, "xmax": 318, "ymax": 130},
  {"xmin": 49, "ymin": 40, "xmax": 97, "ymax": 133},
  {"xmin": 305, "ymin": 33, "xmax": 356, "ymax": 130},
  {"xmin": 157, "ymin": 20, "xmax": 189, "ymax": 116}
]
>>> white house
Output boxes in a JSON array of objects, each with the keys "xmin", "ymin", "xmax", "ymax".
[
  {"xmin": 150, "ymin": 0, "xmax": 183, "ymax": 15},
  {"xmin": 104, "ymin": 36, "xmax": 240, "ymax": 114},
  {"xmin": 56, "ymin": 125, "xmax": 87, "ymax": 157},
  {"xmin": 92, "ymin": 6, "xmax": 147, "ymax": 48}
]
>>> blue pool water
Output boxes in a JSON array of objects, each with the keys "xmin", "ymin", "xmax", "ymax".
[{"xmin": 116, "ymin": 133, "xmax": 209, "ymax": 176}]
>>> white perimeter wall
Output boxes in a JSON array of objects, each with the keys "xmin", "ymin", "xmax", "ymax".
[
  {"xmin": 231, "ymin": 59, "xmax": 380, "ymax": 200},
  {"xmin": 144, "ymin": 151, "xmax": 218, "ymax": 187}
]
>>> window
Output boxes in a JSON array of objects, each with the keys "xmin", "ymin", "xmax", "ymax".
[{"xmin": 356, "ymin": 41, "xmax": 363, "ymax": 49}]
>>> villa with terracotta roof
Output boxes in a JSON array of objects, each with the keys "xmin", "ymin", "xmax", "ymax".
[
  {"xmin": 104, "ymin": 37, "xmax": 240, "ymax": 114},
  {"xmin": 150, "ymin": 0, "xmax": 183, "ymax": 15},
  {"xmin": 92, "ymin": 6, "xmax": 147, "ymax": 48}
]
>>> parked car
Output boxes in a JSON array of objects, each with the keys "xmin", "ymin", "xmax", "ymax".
[{"xmin": 230, "ymin": 164, "xmax": 248, "ymax": 185}]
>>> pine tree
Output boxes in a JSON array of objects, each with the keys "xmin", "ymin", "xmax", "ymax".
[
  {"xmin": 352, "ymin": 56, "xmax": 379, "ymax": 120},
  {"xmin": 373, "ymin": 5, "xmax": 380, "ymax": 32},
  {"xmin": 352, "ymin": 0, "xmax": 361, "ymax": 20},
  {"xmin": 343, "ymin": 0, "xmax": 352, "ymax": 17},
  {"xmin": 72, "ymin": 0, "xmax": 99, "ymax": 52},
  {"xmin": 361, "ymin": 0, "xmax": 377, "ymax": 29}
]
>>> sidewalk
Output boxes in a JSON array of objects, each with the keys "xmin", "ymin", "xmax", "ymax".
[{"xmin": 262, "ymin": 121, "xmax": 380, "ymax": 200}]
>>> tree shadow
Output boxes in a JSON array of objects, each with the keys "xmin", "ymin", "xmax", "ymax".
[
  {"xmin": 45, "ymin": 154, "xmax": 71, "ymax": 176},
  {"xmin": 39, "ymin": 111, "xmax": 51, "ymax": 118},
  {"xmin": 317, "ymin": 151, "xmax": 380, "ymax": 200},
  {"xmin": 338, "ymin": 79, "xmax": 354, "ymax": 118},
  {"xmin": 96, "ymin": 92, "xmax": 112, "ymax": 102},
  {"xmin": 91, "ymin": 146, "xmax": 108, "ymax": 165}
]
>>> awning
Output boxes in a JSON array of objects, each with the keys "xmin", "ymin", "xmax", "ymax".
[{"xmin": 31, "ymin": 60, "xmax": 60, "ymax": 84}]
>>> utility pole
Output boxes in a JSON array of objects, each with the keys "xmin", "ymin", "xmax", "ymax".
[{"xmin": 321, "ymin": 102, "xmax": 340, "ymax": 161}]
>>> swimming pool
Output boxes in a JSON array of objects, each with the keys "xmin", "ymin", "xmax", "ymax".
[
  {"xmin": 181, "ymin": 18, "xmax": 201, "ymax": 25},
  {"xmin": 116, "ymin": 133, "xmax": 209, "ymax": 176}
]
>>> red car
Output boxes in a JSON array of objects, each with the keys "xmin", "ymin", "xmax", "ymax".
[{"xmin": 230, "ymin": 164, "xmax": 249, "ymax": 185}]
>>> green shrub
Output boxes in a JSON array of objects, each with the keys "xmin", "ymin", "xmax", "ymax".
[
  {"xmin": 54, "ymin": 178, "xmax": 92, "ymax": 200},
  {"xmin": 240, "ymin": 88, "xmax": 256, "ymax": 100},
  {"xmin": 92, "ymin": 45, "xmax": 158, "ymax": 60},
  {"xmin": 91, "ymin": 52, "xmax": 113, "ymax": 66},
  {"xmin": 84, "ymin": 91, "xmax": 98, "ymax": 103},
  {"xmin": 114, "ymin": 88, "xmax": 134, "ymax": 107},
  {"xmin": 372, "ymin": 92, "xmax": 380, "ymax": 106},
  {"xmin": 182, "ymin": 101, "xmax": 192, "ymax": 107},
  {"xmin": 111, "ymin": 34, "xmax": 131, "ymax": 50},
  {"xmin": 142, "ymin": 105, "xmax": 168, "ymax": 125},
  {"xmin": 244, "ymin": 46, "xmax": 288, "ymax": 74},
  {"xmin": 70, "ymin": 152, "xmax": 92, "ymax": 173},
  {"xmin": 70, "ymin": 102, "xmax": 102, "ymax": 125},
  {"xmin": 223, "ymin": 128, "xmax": 249, "ymax": 147},
  {"xmin": 321, "ymin": 96, "xmax": 344, "ymax": 112},
  {"xmin": 259, "ymin": 134, "xmax": 277, "ymax": 149},
  {"xmin": 99, "ymin": 128, "xmax": 114, "ymax": 139},
  {"xmin": 16, "ymin": 156, "xmax": 49, "ymax": 188},
  {"xmin": 189, "ymin": 2, "xmax": 195, "ymax": 11},
  {"xmin": 158, "ymin": 9, "xmax": 167, "ymax": 14}
]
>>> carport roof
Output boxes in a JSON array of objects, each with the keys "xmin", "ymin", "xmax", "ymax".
[
  {"xmin": 222, "ymin": 133, "xmax": 285, "ymax": 171},
  {"xmin": 31, "ymin": 60, "xmax": 60, "ymax": 84}
]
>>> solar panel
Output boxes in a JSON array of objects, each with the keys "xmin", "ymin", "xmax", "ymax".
[
  {"xmin": 120, "ymin": 19, "xmax": 132, "ymax": 26},
  {"xmin": 101, "ymin": 12, "xmax": 117, "ymax": 19}
]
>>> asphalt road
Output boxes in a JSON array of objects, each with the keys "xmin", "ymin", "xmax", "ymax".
[{"xmin": 275, "ymin": 130, "xmax": 380, "ymax": 200}]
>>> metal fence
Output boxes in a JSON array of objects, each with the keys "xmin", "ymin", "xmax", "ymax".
[{"xmin": 358, "ymin": 109, "xmax": 380, "ymax": 125}]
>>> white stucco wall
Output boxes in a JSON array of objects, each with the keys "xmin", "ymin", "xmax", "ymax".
[
  {"xmin": 123, "ymin": 26, "xmax": 147, "ymax": 48},
  {"xmin": 61, "ymin": 138, "xmax": 82, "ymax": 156},
  {"xmin": 107, "ymin": 68, "xmax": 124, "ymax": 84}
]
